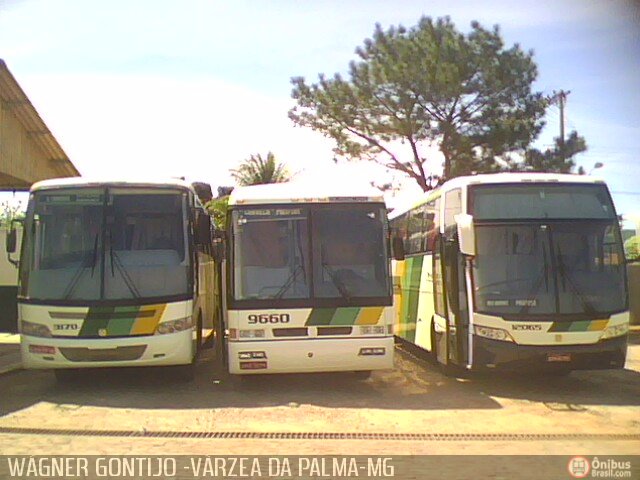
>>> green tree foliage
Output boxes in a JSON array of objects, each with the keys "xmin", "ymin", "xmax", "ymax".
[
  {"xmin": 521, "ymin": 131, "xmax": 587, "ymax": 173},
  {"xmin": 625, "ymin": 236, "xmax": 640, "ymax": 262},
  {"xmin": 289, "ymin": 16, "xmax": 549, "ymax": 191},
  {"xmin": 205, "ymin": 196, "xmax": 229, "ymax": 230},
  {"xmin": 230, "ymin": 152, "xmax": 291, "ymax": 186},
  {"xmin": 0, "ymin": 200, "xmax": 25, "ymax": 227}
]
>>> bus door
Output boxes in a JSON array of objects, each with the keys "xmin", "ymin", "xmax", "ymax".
[
  {"xmin": 440, "ymin": 188, "xmax": 469, "ymax": 367},
  {"xmin": 442, "ymin": 229, "xmax": 470, "ymax": 366}
]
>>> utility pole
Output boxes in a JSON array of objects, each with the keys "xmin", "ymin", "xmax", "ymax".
[{"xmin": 549, "ymin": 90, "xmax": 571, "ymax": 161}]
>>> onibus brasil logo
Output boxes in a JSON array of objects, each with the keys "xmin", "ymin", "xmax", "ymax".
[
  {"xmin": 568, "ymin": 457, "xmax": 591, "ymax": 478},
  {"xmin": 568, "ymin": 456, "xmax": 633, "ymax": 478}
]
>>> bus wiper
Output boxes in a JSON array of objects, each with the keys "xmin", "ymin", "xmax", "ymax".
[
  {"xmin": 63, "ymin": 233, "xmax": 99, "ymax": 300},
  {"xmin": 90, "ymin": 233, "xmax": 99, "ymax": 277},
  {"xmin": 322, "ymin": 263, "xmax": 351, "ymax": 300},
  {"xmin": 273, "ymin": 264, "xmax": 303, "ymax": 299},
  {"xmin": 108, "ymin": 231, "xmax": 141, "ymax": 299},
  {"xmin": 273, "ymin": 223, "xmax": 307, "ymax": 299},
  {"xmin": 555, "ymin": 245, "xmax": 597, "ymax": 315},
  {"xmin": 518, "ymin": 243, "xmax": 550, "ymax": 315}
]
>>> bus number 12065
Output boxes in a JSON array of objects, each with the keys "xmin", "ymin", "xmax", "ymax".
[{"xmin": 247, "ymin": 314, "xmax": 291, "ymax": 324}]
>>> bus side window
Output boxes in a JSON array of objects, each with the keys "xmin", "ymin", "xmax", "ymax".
[
  {"xmin": 425, "ymin": 198, "xmax": 440, "ymax": 253},
  {"xmin": 433, "ymin": 235, "xmax": 446, "ymax": 317},
  {"xmin": 406, "ymin": 205, "xmax": 426, "ymax": 255},
  {"xmin": 444, "ymin": 189, "xmax": 462, "ymax": 239},
  {"xmin": 391, "ymin": 213, "xmax": 408, "ymax": 256}
]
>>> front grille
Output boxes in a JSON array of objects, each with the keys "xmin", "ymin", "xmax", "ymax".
[
  {"xmin": 49, "ymin": 310, "xmax": 158, "ymax": 320},
  {"xmin": 58, "ymin": 345, "xmax": 146, "ymax": 362}
]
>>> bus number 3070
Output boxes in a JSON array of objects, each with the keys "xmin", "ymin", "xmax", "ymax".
[{"xmin": 247, "ymin": 314, "xmax": 291, "ymax": 324}]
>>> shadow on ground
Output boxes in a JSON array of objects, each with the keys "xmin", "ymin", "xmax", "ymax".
[{"xmin": 2, "ymin": 343, "xmax": 640, "ymax": 418}]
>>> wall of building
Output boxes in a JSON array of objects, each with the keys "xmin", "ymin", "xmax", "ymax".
[
  {"xmin": 629, "ymin": 264, "xmax": 639, "ymax": 325},
  {"xmin": 0, "ymin": 98, "xmax": 56, "ymax": 188},
  {"xmin": 0, "ymin": 226, "xmax": 21, "ymax": 332}
]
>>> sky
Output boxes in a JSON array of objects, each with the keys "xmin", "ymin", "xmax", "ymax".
[{"xmin": 0, "ymin": 0, "xmax": 639, "ymax": 222}]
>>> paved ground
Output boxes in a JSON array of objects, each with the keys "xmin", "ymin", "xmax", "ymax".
[
  {"xmin": 0, "ymin": 333, "xmax": 19, "ymax": 375},
  {"xmin": 1, "ymin": 336, "xmax": 639, "ymax": 456}
]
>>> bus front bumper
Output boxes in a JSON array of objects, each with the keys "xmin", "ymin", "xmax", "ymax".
[
  {"xmin": 20, "ymin": 330, "xmax": 194, "ymax": 369},
  {"xmin": 228, "ymin": 336, "xmax": 394, "ymax": 375},
  {"xmin": 471, "ymin": 335, "xmax": 627, "ymax": 371}
]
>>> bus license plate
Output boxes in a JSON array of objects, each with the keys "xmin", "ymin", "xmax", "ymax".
[{"xmin": 547, "ymin": 353, "xmax": 571, "ymax": 362}]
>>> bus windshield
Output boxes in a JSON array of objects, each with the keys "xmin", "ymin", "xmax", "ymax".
[
  {"xmin": 231, "ymin": 205, "xmax": 390, "ymax": 302},
  {"xmin": 471, "ymin": 184, "xmax": 627, "ymax": 317},
  {"xmin": 19, "ymin": 188, "xmax": 190, "ymax": 303}
]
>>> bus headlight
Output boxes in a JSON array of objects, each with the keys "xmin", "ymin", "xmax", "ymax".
[
  {"xmin": 156, "ymin": 317, "xmax": 193, "ymax": 335},
  {"xmin": 360, "ymin": 325, "xmax": 386, "ymax": 335},
  {"xmin": 20, "ymin": 320, "xmax": 52, "ymax": 338},
  {"xmin": 474, "ymin": 325, "xmax": 515, "ymax": 342},
  {"xmin": 239, "ymin": 329, "xmax": 265, "ymax": 339},
  {"xmin": 600, "ymin": 323, "xmax": 629, "ymax": 340}
]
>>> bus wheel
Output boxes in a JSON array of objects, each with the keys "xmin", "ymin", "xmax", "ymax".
[
  {"xmin": 430, "ymin": 321, "xmax": 459, "ymax": 377},
  {"xmin": 353, "ymin": 370, "xmax": 372, "ymax": 380},
  {"xmin": 54, "ymin": 369, "xmax": 79, "ymax": 383},
  {"xmin": 213, "ymin": 320, "xmax": 228, "ymax": 371},
  {"xmin": 193, "ymin": 314, "xmax": 203, "ymax": 361},
  {"xmin": 429, "ymin": 320, "xmax": 439, "ymax": 364}
]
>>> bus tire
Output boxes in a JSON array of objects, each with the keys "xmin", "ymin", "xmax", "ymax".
[
  {"xmin": 429, "ymin": 320, "xmax": 439, "ymax": 364},
  {"xmin": 193, "ymin": 313, "xmax": 203, "ymax": 361},
  {"xmin": 431, "ymin": 321, "xmax": 460, "ymax": 377}
]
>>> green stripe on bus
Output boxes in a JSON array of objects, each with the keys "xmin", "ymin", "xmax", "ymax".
[
  {"xmin": 549, "ymin": 320, "xmax": 595, "ymax": 332},
  {"xmin": 306, "ymin": 308, "xmax": 336, "ymax": 326},
  {"xmin": 569, "ymin": 320, "xmax": 593, "ymax": 332},
  {"xmin": 79, "ymin": 306, "xmax": 113, "ymax": 336},
  {"xmin": 106, "ymin": 306, "xmax": 140, "ymax": 336},
  {"xmin": 398, "ymin": 261, "xmax": 411, "ymax": 339},
  {"xmin": 330, "ymin": 307, "xmax": 361, "ymax": 325},
  {"xmin": 400, "ymin": 256, "xmax": 423, "ymax": 343}
]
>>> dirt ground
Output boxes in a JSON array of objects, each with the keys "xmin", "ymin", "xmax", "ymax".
[{"xmin": 1, "ymin": 340, "xmax": 639, "ymax": 456}]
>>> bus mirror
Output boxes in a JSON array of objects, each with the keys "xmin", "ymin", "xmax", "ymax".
[
  {"xmin": 455, "ymin": 214, "xmax": 476, "ymax": 256},
  {"xmin": 195, "ymin": 213, "xmax": 212, "ymax": 245},
  {"xmin": 5, "ymin": 228, "xmax": 16, "ymax": 254},
  {"xmin": 392, "ymin": 235, "xmax": 405, "ymax": 261}
]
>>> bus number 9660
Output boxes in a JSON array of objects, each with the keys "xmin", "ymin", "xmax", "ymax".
[{"xmin": 248, "ymin": 314, "xmax": 291, "ymax": 324}]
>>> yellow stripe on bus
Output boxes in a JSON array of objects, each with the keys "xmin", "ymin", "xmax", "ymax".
[
  {"xmin": 355, "ymin": 307, "xmax": 384, "ymax": 325},
  {"xmin": 130, "ymin": 304, "xmax": 167, "ymax": 335},
  {"xmin": 394, "ymin": 260, "xmax": 406, "ymax": 336},
  {"xmin": 588, "ymin": 319, "xmax": 609, "ymax": 331}
]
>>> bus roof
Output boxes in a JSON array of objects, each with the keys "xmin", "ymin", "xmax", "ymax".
[
  {"xmin": 389, "ymin": 172, "xmax": 607, "ymax": 219},
  {"xmin": 441, "ymin": 172, "xmax": 605, "ymax": 189},
  {"xmin": 29, "ymin": 177, "xmax": 196, "ymax": 193},
  {"xmin": 228, "ymin": 182, "xmax": 385, "ymax": 206}
]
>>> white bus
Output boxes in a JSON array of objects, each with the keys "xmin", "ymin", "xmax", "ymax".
[
  {"xmin": 223, "ymin": 183, "xmax": 394, "ymax": 376},
  {"xmin": 389, "ymin": 173, "xmax": 629, "ymax": 374},
  {"xmin": 6, "ymin": 178, "xmax": 221, "ymax": 381}
]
